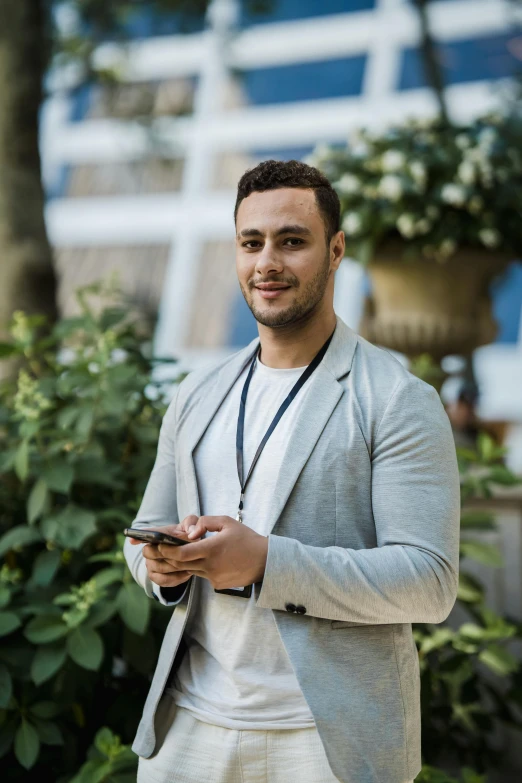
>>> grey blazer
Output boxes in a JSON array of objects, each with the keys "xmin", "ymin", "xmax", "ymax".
[{"xmin": 123, "ymin": 315, "xmax": 460, "ymax": 783}]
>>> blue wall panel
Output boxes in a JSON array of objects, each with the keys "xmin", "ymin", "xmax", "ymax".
[
  {"xmin": 241, "ymin": 55, "xmax": 367, "ymax": 105},
  {"xmin": 399, "ymin": 33, "xmax": 521, "ymax": 90}
]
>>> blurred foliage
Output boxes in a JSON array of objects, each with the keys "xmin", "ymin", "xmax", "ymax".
[
  {"xmin": 0, "ymin": 283, "xmax": 180, "ymax": 781},
  {"xmin": 308, "ymin": 113, "xmax": 522, "ymax": 265},
  {"xmin": 414, "ymin": 432, "xmax": 522, "ymax": 774}
]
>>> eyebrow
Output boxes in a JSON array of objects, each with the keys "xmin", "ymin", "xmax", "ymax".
[{"xmin": 237, "ymin": 224, "xmax": 313, "ymax": 240}]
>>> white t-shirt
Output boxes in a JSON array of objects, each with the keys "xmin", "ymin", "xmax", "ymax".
[{"xmin": 166, "ymin": 355, "xmax": 316, "ymax": 729}]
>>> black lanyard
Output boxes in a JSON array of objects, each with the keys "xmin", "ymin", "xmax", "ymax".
[{"xmin": 235, "ymin": 329, "xmax": 335, "ymax": 523}]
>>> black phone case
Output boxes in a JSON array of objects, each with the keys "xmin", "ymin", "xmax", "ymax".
[{"xmin": 123, "ymin": 528, "xmax": 188, "ymax": 546}]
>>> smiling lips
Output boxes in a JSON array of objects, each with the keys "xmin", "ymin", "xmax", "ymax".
[{"xmin": 254, "ymin": 283, "xmax": 291, "ymax": 299}]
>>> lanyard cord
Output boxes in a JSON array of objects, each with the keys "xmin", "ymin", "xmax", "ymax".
[{"xmin": 235, "ymin": 329, "xmax": 335, "ymax": 521}]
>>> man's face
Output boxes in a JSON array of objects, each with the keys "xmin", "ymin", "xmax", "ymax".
[{"xmin": 235, "ymin": 188, "xmax": 340, "ymax": 329}]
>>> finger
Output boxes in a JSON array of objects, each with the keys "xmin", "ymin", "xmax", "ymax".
[
  {"xmin": 142, "ymin": 543, "xmax": 165, "ymax": 561},
  {"xmin": 149, "ymin": 558, "xmax": 198, "ymax": 575},
  {"xmin": 179, "ymin": 515, "xmax": 200, "ymax": 535},
  {"xmin": 150, "ymin": 572, "xmax": 193, "ymax": 588},
  {"xmin": 157, "ymin": 540, "xmax": 212, "ymax": 563}
]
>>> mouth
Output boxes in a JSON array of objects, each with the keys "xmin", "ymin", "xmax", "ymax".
[{"xmin": 254, "ymin": 283, "xmax": 292, "ymax": 300}]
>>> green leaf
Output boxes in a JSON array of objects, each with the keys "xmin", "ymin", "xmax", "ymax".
[
  {"xmin": 478, "ymin": 644, "xmax": 519, "ymax": 676},
  {"xmin": 27, "ymin": 479, "xmax": 49, "ymax": 524},
  {"xmin": 86, "ymin": 600, "xmax": 118, "ymax": 629},
  {"xmin": 457, "ymin": 573, "xmax": 484, "ymax": 604},
  {"xmin": 56, "ymin": 405, "xmax": 80, "ymax": 430},
  {"xmin": 76, "ymin": 407, "xmax": 94, "ymax": 439},
  {"xmin": 41, "ymin": 462, "xmax": 74, "ymax": 494},
  {"xmin": 0, "ymin": 341, "xmax": 17, "ymax": 357},
  {"xmin": 460, "ymin": 511, "xmax": 495, "ymax": 531},
  {"xmin": 68, "ymin": 758, "xmax": 108, "ymax": 783},
  {"xmin": 31, "ymin": 643, "xmax": 67, "ymax": 685},
  {"xmin": 0, "ymin": 663, "xmax": 13, "ymax": 708},
  {"xmin": 14, "ymin": 719, "xmax": 40, "ymax": 770},
  {"xmin": 460, "ymin": 539, "xmax": 503, "ymax": 567},
  {"xmin": 0, "ymin": 585, "xmax": 11, "ymax": 608},
  {"xmin": 92, "ymin": 566, "xmax": 124, "ymax": 589},
  {"xmin": 25, "ymin": 615, "xmax": 69, "ymax": 644},
  {"xmin": 67, "ymin": 627, "xmax": 104, "ymax": 671},
  {"xmin": 14, "ymin": 439, "xmax": 29, "ymax": 482},
  {"xmin": 31, "ymin": 549, "xmax": 61, "ymax": 587},
  {"xmin": 94, "ymin": 726, "xmax": 116, "ymax": 756},
  {"xmin": 33, "ymin": 719, "xmax": 63, "ymax": 746},
  {"xmin": 419, "ymin": 628, "xmax": 454, "ymax": 655},
  {"xmin": 0, "ymin": 611, "xmax": 21, "ymax": 637},
  {"xmin": 42, "ymin": 505, "xmax": 97, "ymax": 549},
  {"xmin": 29, "ymin": 701, "xmax": 60, "ymax": 719},
  {"xmin": 117, "ymin": 582, "xmax": 150, "ymax": 635},
  {"xmin": 0, "ymin": 525, "xmax": 41, "ymax": 556},
  {"xmin": 488, "ymin": 465, "xmax": 521, "ymax": 486}
]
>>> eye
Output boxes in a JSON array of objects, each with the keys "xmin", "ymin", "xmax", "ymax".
[
  {"xmin": 285, "ymin": 238, "xmax": 304, "ymax": 246},
  {"xmin": 242, "ymin": 241, "xmax": 261, "ymax": 248}
]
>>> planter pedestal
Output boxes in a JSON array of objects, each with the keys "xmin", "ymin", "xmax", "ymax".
[{"xmin": 359, "ymin": 242, "xmax": 509, "ymax": 361}]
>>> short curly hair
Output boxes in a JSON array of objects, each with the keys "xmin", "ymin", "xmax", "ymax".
[{"xmin": 234, "ymin": 159, "xmax": 340, "ymax": 244}]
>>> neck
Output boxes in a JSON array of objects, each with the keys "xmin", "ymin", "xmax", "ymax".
[{"xmin": 257, "ymin": 309, "xmax": 337, "ymax": 369}]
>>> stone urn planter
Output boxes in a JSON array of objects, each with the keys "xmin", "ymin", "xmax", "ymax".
[{"xmin": 359, "ymin": 241, "xmax": 510, "ymax": 361}]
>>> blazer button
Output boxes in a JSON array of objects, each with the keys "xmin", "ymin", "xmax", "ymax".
[
  {"xmin": 295, "ymin": 605, "xmax": 306, "ymax": 614},
  {"xmin": 285, "ymin": 603, "xmax": 296, "ymax": 613}
]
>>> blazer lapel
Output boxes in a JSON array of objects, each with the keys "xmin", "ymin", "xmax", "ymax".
[
  {"xmin": 266, "ymin": 316, "xmax": 359, "ymax": 535},
  {"xmin": 182, "ymin": 338, "xmax": 260, "ymax": 513}
]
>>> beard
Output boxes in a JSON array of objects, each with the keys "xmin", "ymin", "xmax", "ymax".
[{"xmin": 240, "ymin": 250, "xmax": 331, "ymax": 329}]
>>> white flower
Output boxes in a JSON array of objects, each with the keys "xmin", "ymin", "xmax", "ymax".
[
  {"xmin": 478, "ymin": 128, "xmax": 497, "ymax": 148},
  {"xmin": 415, "ymin": 219, "xmax": 432, "ymax": 235},
  {"xmin": 342, "ymin": 212, "xmax": 363, "ymax": 236},
  {"xmin": 441, "ymin": 184, "xmax": 467, "ymax": 206},
  {"xmin": 381, "ymin": 150, "xmax": 406, "ymax": 172},
  {"xmin": 337, "ymin": 173, "xmax": 360, "ymax": 195},
  {"xmin": 378, "ymin": 175, "xmax": 403, "ymax": 201},
  {"xmin": 397, "ymin": 213, "xmax": 416, "ymax": 238},
  {"xmin": 478, "ymin": 228, "xmax": 501, "ymax": 248},
  {"xmin": 409, "ymin": 161, "xmax": 427, "ymax": 187},
  {"xmin": 457, "ymin": 161, "xmax": 476, "ymax": 186},
  {"xmin": 456, "ymin": 134, "xmax": 471, "ymax": 149}
]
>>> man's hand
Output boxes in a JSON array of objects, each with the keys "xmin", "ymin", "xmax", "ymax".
[
  {"xmin": 156, "ymin": 515, "xmax": 269, "ymax": 591},
  {"xmin": 127, "ymin": 522, "xmax": 199, "ymax": 589}
]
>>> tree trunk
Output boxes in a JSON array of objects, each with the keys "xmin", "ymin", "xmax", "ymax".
[{"xmin": 0, "ymin": 0, "xmax": 57, "ymax": 348}]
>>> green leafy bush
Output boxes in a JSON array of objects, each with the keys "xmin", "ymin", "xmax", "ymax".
[
  {"xmin": 0, "ymin": 284, "xmax": 179, "ymax": 781},
  {"xmin": 414, "ymin": 433, "xmax": 522, "ymax": 773}
]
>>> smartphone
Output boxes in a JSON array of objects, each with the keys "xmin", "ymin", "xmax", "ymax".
[{"xmin": 123, "ymin": 528, "xmax": 189, "ymax": 546}]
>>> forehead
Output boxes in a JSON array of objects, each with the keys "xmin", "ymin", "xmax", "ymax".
[{"xmin": 236, "ymin": 187, "xmax": 322, "ymax": 233}]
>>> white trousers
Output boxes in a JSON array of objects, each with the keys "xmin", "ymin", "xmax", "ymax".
[
  {"xmin": 137, "ymin": 696, "xmax": 416, "ymax": 783},
  {"xmin": 137, "ymin": 696, "xmax": 342, "ymax": 783}
]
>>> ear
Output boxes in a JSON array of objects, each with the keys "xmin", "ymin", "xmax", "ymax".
[{"xmin": 331, "ymin": 230, "xmax": 345, "ymax": 270}]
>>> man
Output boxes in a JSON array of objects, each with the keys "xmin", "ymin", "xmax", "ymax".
[{"xmin": 124, "ymin": 159, "xmax": 460, "ymax": 783}]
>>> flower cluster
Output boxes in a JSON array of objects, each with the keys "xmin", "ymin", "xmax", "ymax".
[
  {"xmin": 13, "ymin": 369, "xmax": 52, "ymax": 422},
  {"xmin": 305, "ymin": 113, "xmax": 522, "ymax": 263}
]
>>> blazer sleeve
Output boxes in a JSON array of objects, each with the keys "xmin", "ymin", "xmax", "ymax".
[
  {"xmin": 255, "ymin": 375, "xmax": 461, "ymax": 624},
  {"xmin": 123, "ymin": 384, "xmax": 190, "ymax": 604}
]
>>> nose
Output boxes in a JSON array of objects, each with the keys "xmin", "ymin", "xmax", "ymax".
[{"xmin": 255, "ymin": 243, "xmax": 284, "ymax": 277}]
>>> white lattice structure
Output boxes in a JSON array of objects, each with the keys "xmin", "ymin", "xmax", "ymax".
[{"xmin": 40, "ymin": 0, "xmax": 522, "ymax": 467}]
